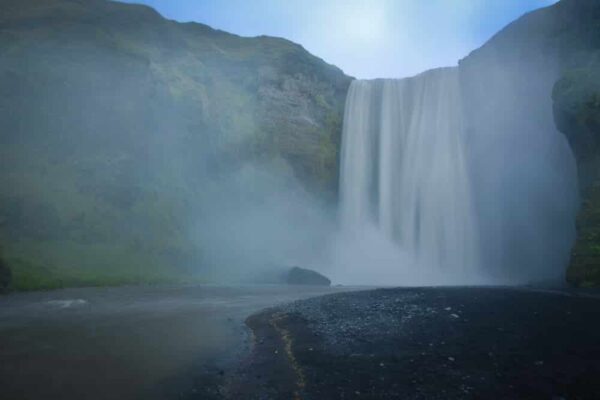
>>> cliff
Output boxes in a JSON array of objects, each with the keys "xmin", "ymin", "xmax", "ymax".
[
  {"xmin": 553, "ymin": 63, "xmax": 600, "ymax": 286},
  {"xmin": 2, "ymin": 0, "xmax": 599, "ymax": 290},
  {"xmin": 459, "ymin": 0, "xmax": 600, "ymax": 285},
  {"xmin": 0, "ymin": 0, "xmax": 351, "ymax": 289}
]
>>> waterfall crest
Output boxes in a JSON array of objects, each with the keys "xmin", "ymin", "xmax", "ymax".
[{"xmin": 337, "ymin": 68, "xmax": 481, "ymax": 283}]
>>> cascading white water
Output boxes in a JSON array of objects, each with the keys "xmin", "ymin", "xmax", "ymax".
[{"xmin": 336, "ymin": 67, "xmax": 481, "ymax": 284}]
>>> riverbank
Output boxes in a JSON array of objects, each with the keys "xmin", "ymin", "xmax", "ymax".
[
  {"xmin": 3, "ymin": 285, "xmax": 599, "ymax": 399},
  {"xmin": 0, "ymin": 284, "xmax": 351, "ymax": 400},
  {"xmin": 235, "ymin": 287, "xmax": 600, "ymax": 399}
]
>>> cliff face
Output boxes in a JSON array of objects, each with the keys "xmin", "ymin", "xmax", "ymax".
[
  {"xmin": 457, "ymin": 0, "xmax": 576, "ymax": 283},
  {"xmin": 459, "ymin": 0, "xmax": 600, "ymax": 285},
  {"xmin": 548, "ymin": 0, "xmax": 600, "ymax": 287},
  {"xmin": 0, "ymin": 0, "xmax": 351, "ymax": 289},
  {"xmin": 2, "ymin": 0, "xmax": 599, "ymax": 290},
  {"xmin": 553, "ymin": 64, "xmax": 600, "ymax": 286}
]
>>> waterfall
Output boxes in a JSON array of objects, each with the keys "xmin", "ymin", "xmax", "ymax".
[
  {"xmin": 336, "ymin": 68, "xmax": 481, "ymax": 284},
  {"xmin": 334, "ymin": 62, "xmax": 579, "ymax": 286}
]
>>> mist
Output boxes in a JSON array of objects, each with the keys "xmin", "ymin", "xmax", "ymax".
[
  {"xmin": 330, "ymin": 49, "xmax": 578, "ymax": 286},
  {"xmin": 0, "ymin": 0, "xmax": 582, "ymax": 290},
  {"xmin": 190, "ymin": 160, "xmax": 336, "ymax": 283},
  {"xmin": 3, "ymin": 2, "xmax": 600, "ymax": 400}
]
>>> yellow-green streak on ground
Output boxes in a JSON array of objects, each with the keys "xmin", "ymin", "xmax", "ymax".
[{"xmin": 270, "ymin": 312, "xmax": 307, "ymax": 400}]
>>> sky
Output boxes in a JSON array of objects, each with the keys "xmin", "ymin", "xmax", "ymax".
[{"xmin": 120, "ymin": 0, "xmax": 558, "ymax": 79}]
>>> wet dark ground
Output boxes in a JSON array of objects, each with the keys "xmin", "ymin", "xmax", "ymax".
[
  {"xmin": 239, "ymin": 287, "xmax": 600, "ymax": 400},
  {"xmin": 2, "ymin": 285, "xmax": 599, "ymax": 399},
  {"xmin": 0, "ymin": 284, "xmax": 350, "ymax": 400}
]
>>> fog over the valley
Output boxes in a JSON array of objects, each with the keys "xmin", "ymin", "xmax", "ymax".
[
  {"xmin": 192, "ymin": 54, "xmax": 579, "ymax": 287},
  {"xmin": 0, "ymin": 0, "xmax": 583, "ymax": 288},
  {"xmin": 326, "ymin": 58, "xmax": 578, "ymax": 286},
  {"xmin": 191, "ymin": 161, "xmax": 336, "ymax": 283}
]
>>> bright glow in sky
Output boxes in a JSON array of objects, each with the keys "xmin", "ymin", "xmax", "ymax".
[{"xmin": 120, "ymin": 0, "xmax": 558, "ymax": 79}]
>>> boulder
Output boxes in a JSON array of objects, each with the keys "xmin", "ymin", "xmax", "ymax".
[{"xmin": 286, "ymin": 267, "xmax": 331, "ymax": 286}]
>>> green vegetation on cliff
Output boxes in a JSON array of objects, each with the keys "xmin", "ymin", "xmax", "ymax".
[
  {"xmin": 554, "ymin": 67, "xmax": 600, "ymax": 186},
  {"xmin": 547, "ymin": 0, "xmax": 600, "ymax": 286},
  {"xmin": 0, "ymin": 0, "xmax": 351, "ymax": 290},
  {"xmin": 566, "ymin": 186, "xmax": 600, "ymax": 287},
  {"xmin": 554, "ymin": 65, "xmax": 600, "ymax": 287}
]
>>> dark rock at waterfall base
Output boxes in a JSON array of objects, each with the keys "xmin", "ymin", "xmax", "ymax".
[
  {"xmin": 237, "ymin": 287, "xmax": 600, "ymax": 399},
  {"xmin": 286, "ymin": 267, "xmax": 331, "ymax": 286}
]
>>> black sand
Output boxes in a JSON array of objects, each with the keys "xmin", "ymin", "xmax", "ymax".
[{"xmin": 234, "ymin": 287, "xmax": 600, "ymax": 399}]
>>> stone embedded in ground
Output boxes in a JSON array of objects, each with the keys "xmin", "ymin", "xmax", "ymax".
[{"xmin": 286, "ymin": 267, "xmax": 331, "ymax": 286}]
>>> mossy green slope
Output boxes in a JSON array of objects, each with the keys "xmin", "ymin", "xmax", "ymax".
[
  {"xmin": 554, "ymin": 65, "xmax": 600, "ymax": 287},
  {"xmin": 0, "ymin": 0, "xmax": 351, "ymax": 290},
  {"xmin": 549, "ymin": 0, "xmax": 600, "ymax": 287}
]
